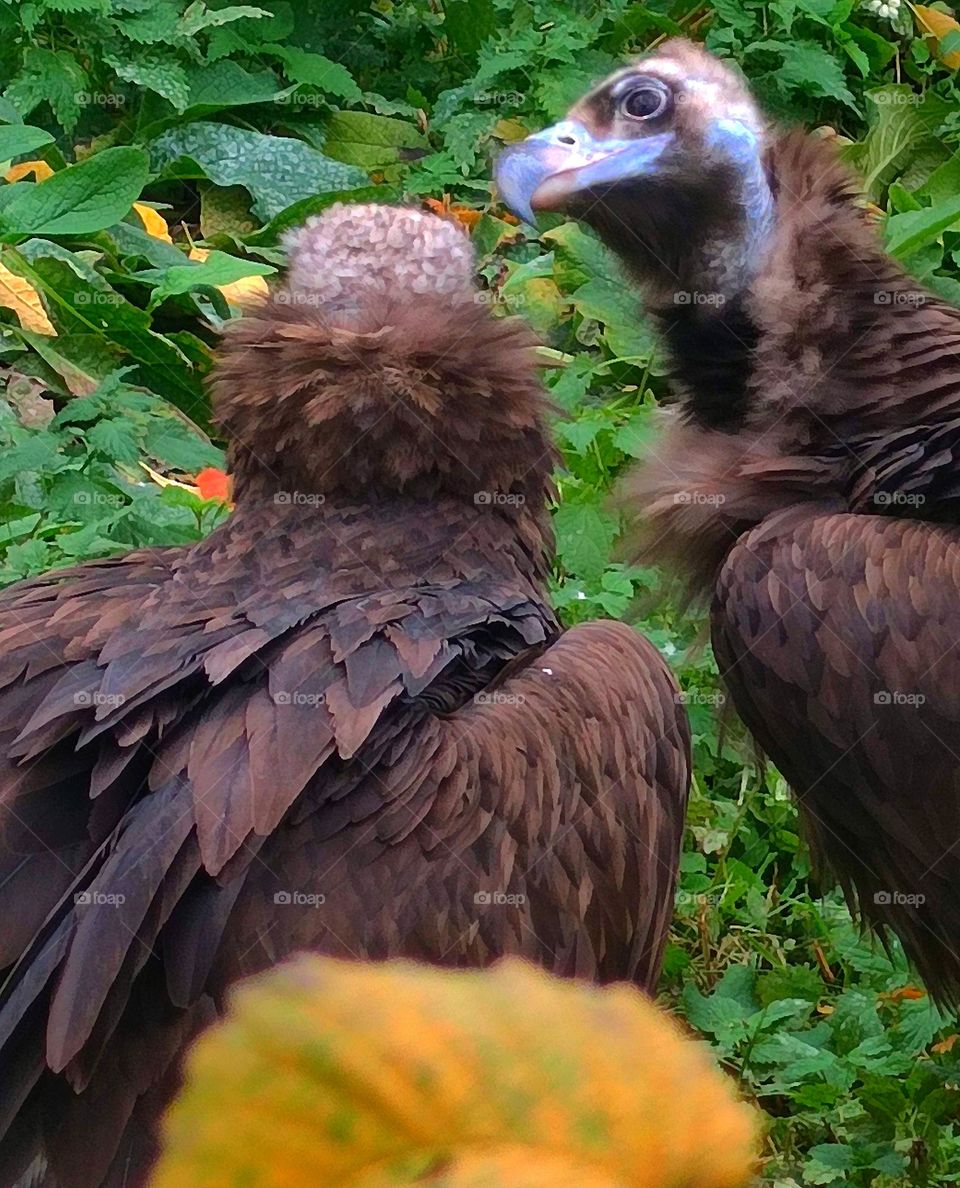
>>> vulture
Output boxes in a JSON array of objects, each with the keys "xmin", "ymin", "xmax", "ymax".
[
  {"xmin": 0, "ymin": 203, "xmax": 691, "ymax": 1186},
  {"xmin": 497, "ymin": 40, "xmax": 960, "ymax": 1002}
]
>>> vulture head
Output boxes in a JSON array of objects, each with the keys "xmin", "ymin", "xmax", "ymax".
[
  {"xmin": 496, "ymin": 39, "xmax": 774, "ymax": 305},
  {"xmin": 213, "ymin": 203, "xmax": 555, "ymax": 512}
]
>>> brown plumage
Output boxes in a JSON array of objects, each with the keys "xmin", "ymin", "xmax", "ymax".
[
  {"xmin": 0, "ymin": 204, "xmax": 690, "ymax": 1186},
  {"xmin": 497, "ymin": 43, "xmax": 960, "ymax": 1000}
]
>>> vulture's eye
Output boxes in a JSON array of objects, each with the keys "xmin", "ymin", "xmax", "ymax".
[{"xmin": 620, "ymin": 80, "xmax": 672, "ymax": 121}]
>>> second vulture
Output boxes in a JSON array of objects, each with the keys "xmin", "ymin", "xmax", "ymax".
[
  {"xmin": 499, "ymin": 40, "xmax": 960, "ymax": 1002},
  {"xmin": 0, "ymin": 205, "xmax": 690, "ymax": 1186}
]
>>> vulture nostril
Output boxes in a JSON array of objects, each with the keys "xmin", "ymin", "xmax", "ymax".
[{"xmin": 558, "ymin": 135, "xmax": 577, "ymax": 145}]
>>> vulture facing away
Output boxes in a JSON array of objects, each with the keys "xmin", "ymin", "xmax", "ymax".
[
  {"xmin": 0, "ymin": 204, "xmax": 691, "ymax": 1186},
  {"xmin": 498, "ymin": 41, "xmax": 960, "ymax": 1002}
]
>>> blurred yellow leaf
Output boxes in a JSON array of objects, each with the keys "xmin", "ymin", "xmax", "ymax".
[
  {"xmin": 911, "ymin": 4, "xmax": 960, "ymax": 68},
  {"xmin": 134, "ymin": 202, "xmax": 173, "ymax": 243},
  {"xmin": 153, "ymin": 957, "xmax": 758, "ymax": 1188},
  {"xmin": 5, "ymin": 159, "xmax": 54, "ymax": 182},
  {"xmin": 0, "ymin": 262, "xmax": 55, "ymax": 335},
  {"xmin": 188, "ymin": 246, "xmax": 269, "ymax": 306},
  {"xmin": 492, "ymin": 118, "xmax": 529, "ymax": 143}
]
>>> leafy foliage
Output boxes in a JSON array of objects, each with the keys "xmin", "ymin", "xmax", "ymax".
[{"xmin": 0, "ymin": 2, "xmax": 959, "ymax": 1184}]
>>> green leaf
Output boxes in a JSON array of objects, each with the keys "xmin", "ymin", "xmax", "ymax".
[
  {"xmin": 443, "ymin": 0, "xmax": 497, "ymax": 55},
  {"xmin": 4, "ymin": 48, "xmax": 88, "ymax": 134},
  {"xmin": 88, "ymin": 419, "xmax": 141, "ymax": 464},
  {"xmin": 850, "ymin": 87, "xmax": 952, "ymax": 198},
  {"xmin": 570, "ymin": 277, "xmax": 655, "ymax": 361},
  {"xmin": 554, "ymin": 497, "xmax": 619, "ymax": 581},
  {"xmin": 144, "ymin": 421, "xmax": 223, "ymax": 473},
  {"xmin": 5, "ymin": 241, "xmax": 208, "ymax": 422},
  {"xmin": 319, "ymin": 111, "xmax": 429, "ymax": 169},
  {"xmin": 612, "ymin": 408, "xmax": 658, "ymax": 459},
  {"xmin": 267, "ymin": 46, "xmax": 361, "ymax": 102},
  {"xmin": 501, "ymin": 254, "xmax": 563, "ymax": 334},
  {"xmin": 178, "ymin": 2, "xmax": 270, "ymax": 37},
  {"xmin": 119, "ymin": 1, "xmax": 184, "ymax": 43},
  {"xmin": 543, "ymin": 221, "xmax": 624, "ymax": 291},
  {"xmin": 184, "ymin": 61, "xmax": 292, "ymax": 114},
  {"xmin": 0, "ymin": 148, "xmax": 150, "ymax": 238},
  {"xmin": 108, "ymin": 54, "xmax": 190, "ymax": 111},
  {"xmin": 750, "ymin": 39, "xmax": 858, "ymax": 110},
  {"xmin": 149, "ymin": 122, "xmax": 367, "ymax": 221},
  {"xmin": 885, "ymin": 195, "xmax": 960, "ymax": 259},
  {"xmin": 0, "ymin": 124, "xmax": 54, "ymax": 162},
  {"xmin": 143, "ymin": 250, "xmax": 275, "ymax": 308}
]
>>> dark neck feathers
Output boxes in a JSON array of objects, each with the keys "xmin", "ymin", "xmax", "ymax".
[{"xmin": 620, "ymin": 128, "xmax": 960, "ymax": 601}]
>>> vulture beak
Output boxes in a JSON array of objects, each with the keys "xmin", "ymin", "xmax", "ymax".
[{"xmin": 496, "ymin": 119, "xmax": 671, "ymax": 224}]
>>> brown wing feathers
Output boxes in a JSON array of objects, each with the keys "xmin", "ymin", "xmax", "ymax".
[{"xmin": 0, "ymin": 205, "xmax": 690, "ymax": 1186}]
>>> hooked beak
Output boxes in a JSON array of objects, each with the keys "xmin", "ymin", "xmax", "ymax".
[{"xmin": 495, "ymin": 119, "xmax": 672, "ymax": 224}]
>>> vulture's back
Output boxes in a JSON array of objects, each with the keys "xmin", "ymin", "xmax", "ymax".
[{"xmin": 0, "ymin": 205, "xmax": 690, "ymax": 1187}]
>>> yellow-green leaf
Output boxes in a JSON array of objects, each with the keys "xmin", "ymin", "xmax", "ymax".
[
  {"xmin": 911, "ymin": 3, "xmax": 960, "ymax": 68},
  {"xmin": 154, "ymin": 957, "xmax": 758, "ymax": 1188},
  {"xmin": 0, "ymin": 261, "xmax": 56, "ymax": 334}
]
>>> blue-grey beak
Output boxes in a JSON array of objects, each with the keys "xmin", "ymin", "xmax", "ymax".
[{"xmin": 495, "ymin": 120, "xmax": 672, "ymax": 224}]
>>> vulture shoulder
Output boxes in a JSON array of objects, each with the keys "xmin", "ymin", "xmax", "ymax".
[{"xmin": 712, "ymin": 507, "xmax": 960, "ymax": 1000}]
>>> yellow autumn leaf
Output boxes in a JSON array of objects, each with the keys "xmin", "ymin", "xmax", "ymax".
[
  {"xmin": 0, "ymin": 261, "xmax": 55, "ymax": 335},
  {"xmin": 491, "ymin": 117, "xmax": 530, "ymax": 143},
  {"xmin": 4, "ymin": 159, "xmax": 54, "ymax": 182},
  {"xmin": 911, "ymin": 3, "xmax": 960, "ymax": 68},
  {"xmin": 134, "ymin": 202, "xmax": 173, "ymax": 243},
  {"xmin": 188, "ymin": 246, "xmax": 269, "ymax": 306},
  {"xmin": 153, "ymin": 957, "xmax": 758, "ymax": 1188}
]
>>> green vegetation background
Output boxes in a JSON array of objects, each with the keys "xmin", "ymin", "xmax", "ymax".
[{"xmin": 1, "ymin": 1, "xmax": 959, "ymax": 1182}]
